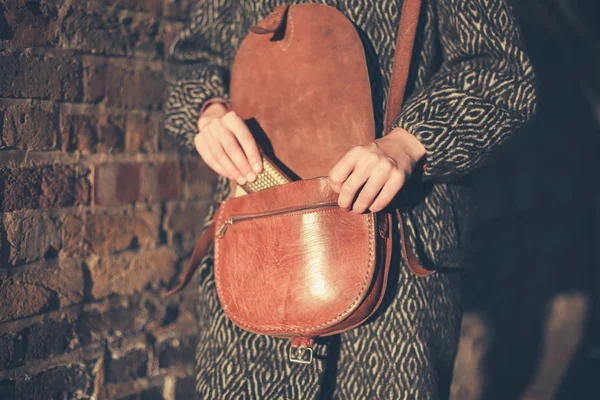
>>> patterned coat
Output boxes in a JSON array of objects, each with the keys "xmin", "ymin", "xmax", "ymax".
[{"xmin": 164, "ymin": 0, "xmax": 537, "ymax": 398}]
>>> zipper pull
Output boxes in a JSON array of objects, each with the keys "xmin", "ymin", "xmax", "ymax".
[{"xmin": 216, "ymin": 219, "xmax": 233, "ymax": 238}]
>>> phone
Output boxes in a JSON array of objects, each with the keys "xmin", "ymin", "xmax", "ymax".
[{"xmin": 237, "ymin": 150, "xmax": 292, "ymax": 195}]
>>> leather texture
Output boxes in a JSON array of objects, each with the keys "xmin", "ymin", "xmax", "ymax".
[
  {"xmin": 214, "ymin": 177, "xmax": 392, "ymax": 338},
  {"xmin": 383, "ymin": 0, "xmax": 422, "ymax": 134},
  {"xmin": 231, "ymin": 4, "xmax": 376, "ymax": 179}
]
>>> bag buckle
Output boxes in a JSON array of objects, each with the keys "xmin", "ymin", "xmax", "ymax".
[
  {"xmin": 289, "ymin": 337, "xmax": 315, "ymax": 364},
  {"xmin": 289, "ymin": 345, "xmax": 313, "ymax": 364}
]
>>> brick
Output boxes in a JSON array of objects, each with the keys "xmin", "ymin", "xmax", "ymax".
[
  {"xmin": 75, "ymin": 297, "xmax": 166, "ymax": 347},
  {"xmin": 0, "ymin": 278, "xmax": 55, "ymax": 323},
  {"xmin": 62, "ymin": 206, "xmax": 160, "ymax": 256},
  {"xmin": 97, "ymin": 114, "xmax": 125, "ymax": 153},
  {"xmin": 84, "ymin": 63, "xmax": 165, "ymax": 110},
  {"xmin": 0, "ymin": 149, "xmax": 27, "ymax": 164},
  {"xmin": 94, "ymin": 162, "xmax": 142, "ymax": 206},
  {"xmin": 117, "ymin": 163, "xmax": 142, "ymax": 203},
  {"xmin": 108, "ymin": 348, "xmax": 148, "ymax": 383},
  {"xmin": 94, "ymin": 162, "xmax": 181, "ymax": 206},
  {"xmin": 11, "ymin": 365, "xmax": 94, "ymax": 400},
  {"xmin": 112, "ymin": 66, "xmax": 165, "ymax": 111},
  {"xmin": 60, "ymin": 6, "xmax": 163, "ymax": 59},
  {"xmin": 87, "ymin": 246, "xmax": 178, "ymax": 299},
  {"xmin": 156, "ymin": 162, "xmax": 181, "ymax": 201},
  {"xmin": 61, "ymin": 214, "xmax": 84, "ymax": 255},
  {"xmin": 182, "ymin": 157, "xmax": 218, "ymax": 200},
  {"xmin": 24, "ymin": 318, "xmax": 75, "ymax": 363},
  {"xmin": 0, "ymin": 103, "xmax": 58, "ymax": 150},
  {"xmin": 0, "ymin": 0, "xmax": 60, "ymax": 47},
  {"xmin": 60, "ymin": 112, "xmax": 96, "ymax": 153},
  {"xmin": 0, "ymin": 258, "xmax": 84, "ymax": 322},
  {"xmin": 157, "ymin": 336, "xmax": 195, "ymax": 369},
  {"xmin": 75, "ymin": 307, "xmax": 139, "ymax": 347},
  {"xmin": 0, "ymin": 333, "xmax": 25, "ymax": 371},
  {"xmin": 0, "ymin": 165, "xmax": 90, "ymax": 212},
  {"xmin": 125, "ymin": 113, "xmax": 159, "ymax": 153},
  {"xmin": 86, "ymin": 207, "xmax": 159, "ymax": 254},
  {"xmin": 163, "ymin": 200, "xmax": 210, "ymax": 254},
  {"xmin": 2, "ymin": 211, "xmax": 61, "ymax": 266},
  {"xmin": 0, "ymin": 53, "xmax": 82, "ymax": 101},
  {"xmin": 60, "ymin": 111, "xmax": 125, "ymax": 154},
  {"xmin": 83, "ymin": 63, "xmax": 106, "ymax": 103}
]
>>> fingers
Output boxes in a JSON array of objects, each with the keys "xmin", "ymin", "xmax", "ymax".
[
  {"xmin": 369, "ymin": 170, "xmax": 405, "ymax": 212},
  {"xmin": 330, "ymin": 144, "xmax": 408, "ymax": 213},
  {"xmin": 221, "ymin": 112, "xmax": 263, "ymax": 174},
  {"xmin": 328, "ymin": 147, "xmax": 362, "ymax": 193},
  {"xmin": 195, "ymin": 111, "xmax": 261, "ymax": 184},
  {"xmin": 352, "ymin": 160, "xmax": 394, "ymax": 213},
  {"xmin": 204, "ymin": 129, "xmax": 247, "ymax": 185},
  {"xmin": 337, "ymin": 151, "xmax": 380, "ymax": 210},
  {"xmin": 211, "ymin": 121, "xmax": 256, "ymax": 183}
]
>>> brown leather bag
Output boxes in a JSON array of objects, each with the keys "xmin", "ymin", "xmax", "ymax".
[{"xmin": 164, "ymin": 1, "xmax": 432, "ymax": 364}]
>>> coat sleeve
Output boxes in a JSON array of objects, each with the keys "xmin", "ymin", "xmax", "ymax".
[
  {"xmin": 393, "ymin": 0, "xmax": 538, "ymax": 182},
  {"xmin": 164, "ymin": 0, "xmax": 238, "ymax": 151}
]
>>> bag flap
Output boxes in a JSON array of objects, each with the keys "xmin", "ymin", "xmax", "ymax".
[{"xmin": 230, "ymin": 4, "xmax": 375, "ymax": 179}]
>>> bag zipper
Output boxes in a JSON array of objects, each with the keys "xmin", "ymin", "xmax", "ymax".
[{"xmin": 217, "ymin": 202, "xmax": 340, "ymax": 238}]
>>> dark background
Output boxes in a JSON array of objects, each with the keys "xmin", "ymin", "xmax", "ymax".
[
  {"xmin": 0, "ymin": 0, "xmax": 598, "ymax": 399},
  {"xmin": 455, "ymin": 0, "xmax": 600, "ymax": 398}
]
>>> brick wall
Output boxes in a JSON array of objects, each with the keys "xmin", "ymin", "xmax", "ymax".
[{"xmin": 0, "ymin": 1, "xmax": 215, "ymax": 399}]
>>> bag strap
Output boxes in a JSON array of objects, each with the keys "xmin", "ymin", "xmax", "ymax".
[
  {"xmin": 163, "ymin": 221, "xmax": 215, "ymax": 297},
  {"xmin": 384, "ymin": 0, "xmax": 422, "ymax": 134},
  {"xmin": 385, "ymin": 0, "xmax": 435, "ymax": 277}
]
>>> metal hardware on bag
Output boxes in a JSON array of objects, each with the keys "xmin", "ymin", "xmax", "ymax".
[
  {"xmin": 289, "ymin": 345, "xmax": 313, "ymax": 364},
  {"xmin": 216, "ymin": 202, "xmax": 339, "ymax": 238},
  {"xmin": 216, "ymin": 219, "xmax": 233, "ymax": 238}
]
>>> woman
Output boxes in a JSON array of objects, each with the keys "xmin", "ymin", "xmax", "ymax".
[{"xmin": 165, "ymin": 0, "xmax": 537, "ymax": 398}]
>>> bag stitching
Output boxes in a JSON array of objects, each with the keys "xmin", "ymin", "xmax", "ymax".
[
  {"xmin": 215, "ymin": 209, "xmax": 376, "ymax": 334},
  {"xmin": 278, "ymin": 10, "xmax": 294, "ymax": 52}
]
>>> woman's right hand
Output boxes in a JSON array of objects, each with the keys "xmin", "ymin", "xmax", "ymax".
[{"xmin": 194, "ymin": 103, "xmax": 263, "ymax": 185}]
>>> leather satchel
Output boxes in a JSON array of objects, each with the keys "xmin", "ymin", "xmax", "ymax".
[{"xmin": 164, "ymin": 1, "xmax": 433, "ymax": 364}]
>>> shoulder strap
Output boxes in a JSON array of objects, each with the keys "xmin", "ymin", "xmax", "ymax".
[
  {"xmin": 384, "ymin": 1, "xmax": 435, "ymax": 277},
  {"xmin": 384, "ymin": 0, "xmax": 422, "ymax": 134}
]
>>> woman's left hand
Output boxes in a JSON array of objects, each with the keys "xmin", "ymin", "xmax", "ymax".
[{"xmin": 328, "ymin": 127, "xmax": 426, "ymax": 213}]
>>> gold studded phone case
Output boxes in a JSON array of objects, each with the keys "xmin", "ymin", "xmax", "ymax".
[{"xmin": 235, "ymin": 151, "xmax": 292, "ymax": 196}]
